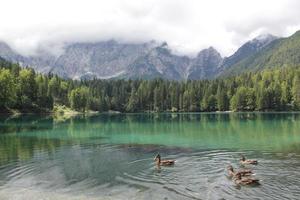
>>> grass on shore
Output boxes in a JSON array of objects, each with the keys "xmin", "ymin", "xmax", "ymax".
[
  {"xmin": 53, "ymin": 105, "xmax": 99, "ymax": 121},
  {"xmin": 53, "ymin": 105, "xmax": 80, "ymax": 116}
]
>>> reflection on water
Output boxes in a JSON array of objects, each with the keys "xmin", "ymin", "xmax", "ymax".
[{"xmin": 0, "ymin": 113, "xmax": 300, "ymax": 199}]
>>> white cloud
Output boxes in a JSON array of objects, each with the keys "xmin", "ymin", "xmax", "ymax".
[{"xmin": 0, "ymin": 0, "xmax": 300, "ymax": 57}]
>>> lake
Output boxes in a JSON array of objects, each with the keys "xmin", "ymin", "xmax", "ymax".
[{"xmin": 0, "ymin": 113, "xmax": 300, "ymax": 199}]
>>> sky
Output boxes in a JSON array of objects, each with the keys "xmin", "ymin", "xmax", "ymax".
[{"xmin": 0, "ymin": 0, "xmax": 300, "ymax": 57}]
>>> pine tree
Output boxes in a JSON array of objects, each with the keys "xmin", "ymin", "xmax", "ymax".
[
  {"xmin": 0, "ymin": 69, "xmax": 16, "ymax": 109},
  {"xmin": 292, "ymin": 73, "xmax": 300, "ymax": 109}
]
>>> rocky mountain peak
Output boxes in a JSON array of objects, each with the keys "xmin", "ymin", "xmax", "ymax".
[
  {"xmin": 186, "ymin": 47, "xmax": 222, "ymax": 80},
  {"xmin": 196, "ymin": 46, "xmax": 222, "ymax": 63},
  {"xmin": 250, "ymin": 34, "xmax": 278, "ymax": 49}
]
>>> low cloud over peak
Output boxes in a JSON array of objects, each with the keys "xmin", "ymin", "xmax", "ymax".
[{"xmin": 0, "ymin": 0, "xmax": 300, "ymax": 57}]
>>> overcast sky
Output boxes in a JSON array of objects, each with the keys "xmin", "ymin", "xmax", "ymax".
[{"xmin": 0, "ymin": 0, "xmax": 300, "ymax": 57}]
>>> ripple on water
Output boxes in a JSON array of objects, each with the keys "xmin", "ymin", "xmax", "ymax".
[
  {"xmin": 112, "ymin": 149, "xmax": 300, "ymax": 200},
  {"xmin": 1, "ymin": 144, "xmax": 300, "ymax": 199}
]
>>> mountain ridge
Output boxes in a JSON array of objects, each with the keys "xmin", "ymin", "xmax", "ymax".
[
  {"xmin": 1, "ymin": 30, "xmax": 300, "ymax": 80},
  {"xmin": 0, "ymin": 40, "xmax": 223, "ymax": 80}
]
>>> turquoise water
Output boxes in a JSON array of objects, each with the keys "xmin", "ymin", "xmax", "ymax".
[{"xmin": 0, "ymin": 113, "xmax": 300, "ymax": 199}]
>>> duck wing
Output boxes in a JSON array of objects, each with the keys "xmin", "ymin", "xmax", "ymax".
[
  {"xmin": 242, "ymin": 178, "xmax": 260, "ymax": 185},
  {"xmin": 161, "ymin": 160, "xmax": 175, "ymax": 165},
  {"xmin": 237, "ymin": 169, "xmax": 253, "ymax": 176},
  {"xmin": 249, "ymin": 160, "xmax": 258, "ymax": 164}
]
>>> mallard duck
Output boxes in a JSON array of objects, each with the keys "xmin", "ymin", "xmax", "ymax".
[
  {"xmin": 227, "ymin": 165, "xmax": 253, "ymax": 178},
  {"xmin": 154, "ymin": 154, "xmax": 175, "ymax": 166},
  {"xmin": 233, "ymin": 173, "xmax": 260, "ymax": 186},
  {"xmin": 240, "ymin": 155, "xmax": 258, "ymax": 165}
]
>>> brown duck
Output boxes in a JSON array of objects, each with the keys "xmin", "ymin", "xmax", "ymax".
[
  {"xmin": 227, "ymin": 165, "xmax": 253, "ymax": 178},
  {"xmin": 234, "ymin": 173, "xmax": 260, "ymax": 186},
  {"xmin": 154, "ymin": 154, "xmax": 175, "ymax": 166},
  {"xmin": 240, "ymin": 155, "xmax": 258, "ymax": 165}
]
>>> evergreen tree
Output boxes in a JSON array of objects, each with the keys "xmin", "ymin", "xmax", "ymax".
[
  {"xmin": 216, "ymin": 84, "xmax": 229, "ymax": 111},
  {"xmin": 69, "ymin": 87, "xmax": 90, "ymax": 112},
  {"xmin": 292, "ymin": 73, "xmax": 300, "ymax": 109},
  {"xmin": 0, "ymin": 69, "xmax": 16, "ymax": 109},
  {"xmin": 17, "ymin": 69, "xmax": 38, "ymax": 109},
  {"xmin": 2, "ymin": 58, "xmax": 300, "ymax": 114}
]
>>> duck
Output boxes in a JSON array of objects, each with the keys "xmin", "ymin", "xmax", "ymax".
[
  {"xmin": 233, "ymin": 173, "xmax": 260, "ymax": 186},
  {"xmin": 227, "ymin": 165, "xmax": 253, "ymax": 178},
  {"xmin": 154, "ymin": 154, "xmax": 175, "ymax": 166},
  {"xmin": 240, "ymin": 155, "xmax": 258, "ymax": 165}
]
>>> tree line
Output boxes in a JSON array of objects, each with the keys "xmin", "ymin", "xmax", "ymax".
[{"xmin": 1, "ymin": 58, "xmax": 300, "ymax": 113}]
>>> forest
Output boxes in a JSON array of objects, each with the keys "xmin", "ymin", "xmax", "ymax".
[{"xmin": 1, "ymin": 58, "xmax": 300, "ymax": 113}]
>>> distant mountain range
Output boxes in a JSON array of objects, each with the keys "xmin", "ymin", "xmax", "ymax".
[{"xmin": 0, "ymin": 30, "xmax": 300, "ymax": 80}]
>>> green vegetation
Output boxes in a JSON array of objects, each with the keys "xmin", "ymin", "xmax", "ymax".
[
  {"xmin": 1, "ymin": 57, "xmax": 300, "ymax": 113},
  {"xmin": 53, "ymin": 105, "xmax": 79, "ymax": 115},
  {"xmin": 223, "ymin": 30, "xmax": 300, "ymax": 76}
]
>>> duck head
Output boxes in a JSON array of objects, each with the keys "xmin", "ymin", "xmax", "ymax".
[
  {"xmin": 227, "ymin": 165, "xmax": 234, "ymax": 172},
  {"xmin": 240, "ymin": 155, "xmax": 246, "ymax": 161},
  {"xmin": 154, "ymin": 154, "xmax": 161, "ymax": 162}
]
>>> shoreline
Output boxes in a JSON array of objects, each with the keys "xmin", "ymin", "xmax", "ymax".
[
  {"xmin": 0, "ymin": 105, "xmax": 100, "ymax": 118},
  {"xmin": 1, "ymin": 110, "xmax": 300, "ymax": 118}
]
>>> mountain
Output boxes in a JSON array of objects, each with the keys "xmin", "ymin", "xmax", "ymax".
[
  {"xmin": 220, "ymin": 34, "xmax": 277, "ymax": 69},
  {"xmin": 0, "ymin": 42, "xmax": 60, "ymax": 74},
  {"xmin": 123, "ymin": 43, "xmax": 193, "ymax": 80},
  {"xmin": 120, "ymin": 44, "xmax": 224, "ymax": 80},
  {"xmin": 0, "ymin": 40, "xmax": 156, "ymax": 79},
  {"xmin": 51, "ymin": 40, "xmax": 156, "ymax": 79},
  {"xmin": 188, "ymin": 47, "xmax": 222, "ymax": 80},
  {"xmin": 0, "ymin": 42, "xmax": 24, "ymax": 63},
  {"xmin": 1, "ymin": 30, "xmax": 300, "ymax": 80},
  {"xmin": 0, "ymin": 40, "xmax": 222, "ymax": 80},
  {"xmin": 220, "ymin": 31, "xmax": 300, "ymax": 76}
]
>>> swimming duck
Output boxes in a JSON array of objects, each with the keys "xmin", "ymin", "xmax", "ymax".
[
  {"xmin": 233, "ymin": 173, "xmax": 260, "ymax": 186},
  {"xmin": 240, "ymin": 155, "xmax": 258, "ymax": 165},
  {"xmin": 154, "ymin": 154, "xmax": 175, "ymax": 166},
  {"xmin": 227, "ymin": 165, "xmax": 253, "ymax": 178}
]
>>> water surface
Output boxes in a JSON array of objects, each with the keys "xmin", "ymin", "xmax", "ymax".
[{"xmin": 0, "ymin": 113, "xmax": 300, "ymax": 199}]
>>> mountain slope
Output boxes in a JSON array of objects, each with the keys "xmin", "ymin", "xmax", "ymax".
[
  {"xmin": 0, "ymin": 42, "xmax": 24, "ymax": 63},
  {"xmin": 218, "ymin": 34, "xmax": 278, "ymax": 76},
  {"xmin": 221, "ymin": 31, "xmax": 300, "ymax": 76}
]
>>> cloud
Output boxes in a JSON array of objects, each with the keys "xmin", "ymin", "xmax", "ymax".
[{"xmin": 0, "ymin": 0, "xmax": 300, "ymax": 57}]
